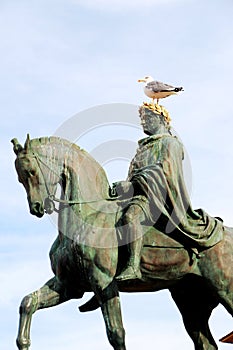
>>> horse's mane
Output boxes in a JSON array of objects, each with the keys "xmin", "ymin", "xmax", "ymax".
[
  {"xmin": 30, "ymin": 136, "xmax": 97, "ymax": 165},
  {"xmin": 30, "ymin": 136, "xmax": 81, "ymax": 152}
]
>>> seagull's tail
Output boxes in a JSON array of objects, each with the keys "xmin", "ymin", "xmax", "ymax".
[{"xmin": 175, "ymin": 87, "xmax": 184, "ymax": 92}]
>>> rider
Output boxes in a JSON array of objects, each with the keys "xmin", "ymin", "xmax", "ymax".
[{"xmin": 115, "ymin": 104, "xmax": 223, "ymax": 281}]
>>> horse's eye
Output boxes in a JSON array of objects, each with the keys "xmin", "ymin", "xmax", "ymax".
[{"xmin": 28, "ymin": 169, "xmax": 36, "ymax": 177}]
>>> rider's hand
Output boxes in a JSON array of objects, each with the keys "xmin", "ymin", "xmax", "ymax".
[{"xmin": 112, "ymin": 181, "xmax": 134, "ymax": 198}]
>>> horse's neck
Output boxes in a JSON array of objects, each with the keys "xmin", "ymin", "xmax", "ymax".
[
  {"xmin": 63, "ymin": 149, "xmax": 110, "ymax": 202},
  {"xmin": 32, "ymin": 137, "xmax": 110, "ymax": 202}
]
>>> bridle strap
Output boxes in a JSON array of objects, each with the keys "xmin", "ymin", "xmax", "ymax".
[
  {"xmin": 32, "ymin": 153, "xmax": 59, "ymax": 214},
  {"xmin": 25, "ymin": 152, "xmax": 116, "ymax": 215}
]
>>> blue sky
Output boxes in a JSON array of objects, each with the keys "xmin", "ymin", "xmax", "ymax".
[{"xmin": 1, "ymin": 0, "xmax": 233, "ymax": 349}]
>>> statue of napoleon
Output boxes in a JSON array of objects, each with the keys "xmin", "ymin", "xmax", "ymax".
[{"xmin": 114, "ymin": 103, "xmax": 223, "ymax": 281}]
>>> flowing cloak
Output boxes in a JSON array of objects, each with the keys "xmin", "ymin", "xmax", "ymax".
[{"xmin": 127, "ymin": 133, "xmax": 223, "ymax": 248}]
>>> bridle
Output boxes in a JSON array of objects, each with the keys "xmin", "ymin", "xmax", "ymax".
[{"xmin": 21, "ymin": 152, "xmax": 116, "ymax": 215}]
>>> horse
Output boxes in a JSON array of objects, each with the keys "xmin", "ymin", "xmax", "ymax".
[{"xmin": 11, "ymin": 134, "xmax": 233, "ymax": 350}]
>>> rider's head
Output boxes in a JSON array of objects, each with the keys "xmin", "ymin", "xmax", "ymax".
[{"xmin": 139, "ymin": 106, "xmax": 171, "ymax": 136}]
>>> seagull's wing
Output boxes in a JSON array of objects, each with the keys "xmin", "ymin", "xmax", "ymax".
[{"xmin": 146, "ymin": 81, "xmax": 177, "ymax": 92}]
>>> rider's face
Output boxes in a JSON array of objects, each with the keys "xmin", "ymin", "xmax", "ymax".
[{"xmin": 140, "ymin": 114, "xmax": 161, "ymax": 135}]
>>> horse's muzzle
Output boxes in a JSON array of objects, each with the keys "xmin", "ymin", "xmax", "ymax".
[{"xmin": 30, "ymin": 201, "xmax": 44, "ymax": 217}]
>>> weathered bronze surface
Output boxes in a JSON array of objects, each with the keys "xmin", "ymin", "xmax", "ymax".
[{"xmin": 12, "ymin": 107, "xmax": 233, "ymax": 350}]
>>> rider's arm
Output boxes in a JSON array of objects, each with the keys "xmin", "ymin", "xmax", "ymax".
[{"xmin": 158, "ymin": 136, "xmax": 184, "ymax": 177}]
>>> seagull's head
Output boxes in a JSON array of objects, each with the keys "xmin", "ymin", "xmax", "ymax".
[{"xmin": 138, "ymin": 76, "xmax": 154, "ymax": 83}]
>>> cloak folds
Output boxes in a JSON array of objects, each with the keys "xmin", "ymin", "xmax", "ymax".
[{"xmin": 127, "ymin": 134, "xmax": 223, "ymax": 249}]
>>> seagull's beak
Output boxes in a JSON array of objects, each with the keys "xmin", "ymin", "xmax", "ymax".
[{"xmin": 138, "ymin": 78, "xmax": 146, "ymax": 83}]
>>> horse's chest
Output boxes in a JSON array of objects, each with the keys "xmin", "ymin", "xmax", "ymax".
[{"xmin": 50, "ymin": 241, "xmax": 83, "ymax": 282}]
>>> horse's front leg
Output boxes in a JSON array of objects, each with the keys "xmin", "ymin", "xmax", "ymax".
[
  {"xmin": 97, "ymin": 281, "xmax": 126, "ymax": 350},
  {"xmin": 101, "ymin": 296, "xmax": 126, "ymax": 350},
  {"xmin": 16, "ymin": 277, "xmax": 72, "ymax": 350},
  {"xmin": 16, "ymin": 290, "xmax": 38, "ymax": 350}
]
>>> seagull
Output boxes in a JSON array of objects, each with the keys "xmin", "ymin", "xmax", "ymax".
[{"xmin": 138, "ymin": 76, "xmax": 184, "ymax": 105}]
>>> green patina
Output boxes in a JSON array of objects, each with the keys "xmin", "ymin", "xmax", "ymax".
[{"xmin": 11, "ymin": 107, "xmax": 231, "ymax": 350}]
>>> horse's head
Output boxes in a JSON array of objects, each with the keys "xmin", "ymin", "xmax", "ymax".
[{"xmin": 12, "ymin": 135, "xmax": 61, "ymax": 218}]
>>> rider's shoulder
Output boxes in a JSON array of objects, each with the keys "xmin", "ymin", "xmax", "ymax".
[
  {"xmin": 159, "ymin": 135, "xmax": 184, "ymax": 155},
  {"xmin": 140, "ymin": 134, "xmax": 182, "ymax": 149},
  {"xmin": 161, "ymin": 134, "xmax": 181, "ymax": 146}
]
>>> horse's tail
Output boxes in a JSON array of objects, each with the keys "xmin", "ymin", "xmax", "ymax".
[{"xmin": 79, "ymin": 295, "xmax": 99, "ymax": 313}]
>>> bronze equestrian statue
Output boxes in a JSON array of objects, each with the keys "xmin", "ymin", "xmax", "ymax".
[{"xmin": 12, "ymin": 105, "xmax": 233, "ymax": 350}]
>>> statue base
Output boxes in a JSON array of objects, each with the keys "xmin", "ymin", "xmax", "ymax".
[{"xmin": 220, "ymin": 331, "xmax": 233, "ymax": 343}]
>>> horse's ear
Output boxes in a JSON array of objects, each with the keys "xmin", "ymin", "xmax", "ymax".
[
  {"xmin": 11, "ymin": 138, "xmax": 23, "ymax": 155},
  {"xmin": 24, "ymin": 133, "xmax": 31, "ymax": 152}
]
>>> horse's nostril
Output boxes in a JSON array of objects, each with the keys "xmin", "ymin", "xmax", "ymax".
[{"xmin": 30, "ymin": 201, "xmax": 44, "ymax": 217}]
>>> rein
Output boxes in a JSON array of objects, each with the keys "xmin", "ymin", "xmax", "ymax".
[
  {"xmin": 47, "ymin": 193, "xmax": 115, "ymax": 205},
  {"xmin": 44, "ymin": 194, "xmax": 116, "ymax": 215}
]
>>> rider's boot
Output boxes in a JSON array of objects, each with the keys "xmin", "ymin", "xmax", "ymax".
[{"xmin": 116, "ymin": 238, "xmax": 142, "ymax": 281}]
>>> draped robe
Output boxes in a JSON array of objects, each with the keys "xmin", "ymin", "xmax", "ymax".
[{"xmin": 127, "ymin": 133, "xmax": 223, "ymax": 248}]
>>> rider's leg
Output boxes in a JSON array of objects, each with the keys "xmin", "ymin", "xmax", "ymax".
[{"xmin": 117, "ymin": 204, "xmax": 145, "ymax": 281}]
